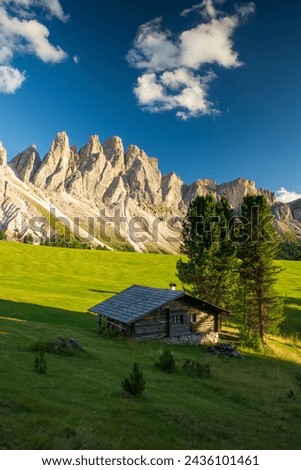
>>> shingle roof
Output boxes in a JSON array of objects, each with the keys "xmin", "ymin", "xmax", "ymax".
[{"xmin": 89, "ymin": 285, "xmax": 184, "ymax": 324}]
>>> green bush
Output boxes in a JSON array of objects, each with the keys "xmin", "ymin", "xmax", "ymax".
[
  {"xmin": 295, "ymin": 373, "xmax": 301, "ymax": 387},
  {"xmin": 155, "ymin": 348, "xmax": 176, "ymax": 373},
  {"xmin": 34, "ymin": 352, "xmax": 47, "ymax": 374},
  {"xmin": 121, "ymin": 362, "xmax": 145, "ymax": 398},
  {"xmin": 115, "ymin": 244, "xmax": 136, "ymax": 252},
  {"xmin": 240, "ymin": 329, "xmax": 262, "ymax": 352},
  {"xmin": 286, "ymin": 390, "xmax": 296, "ymax": 401},
  {"xmin": 0, "ymin": 229, "xmax": 7, "ymax": 240},
  {"xmin": 277, "ymin": 240, "xmax": 301, "ymax": 260},
  {"xmin": 41, "ymin": 236, "xmax": 92, "ymax": 250},
  {"xmin": 182, "ymin": 358, "xmax": 211, "ymax": 379},
  {"xmin": 23, "ymin": 234, "xmax": 34, "ymax": 244}
]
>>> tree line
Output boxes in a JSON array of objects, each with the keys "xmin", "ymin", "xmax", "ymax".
[{"xmin": 177, "ymin": 194, "xmax": 284, "ymax": 345}]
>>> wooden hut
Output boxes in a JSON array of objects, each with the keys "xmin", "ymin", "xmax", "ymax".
[{"xmin": 89, "ymin": 285, "xmax": 230, "ymax": 341}]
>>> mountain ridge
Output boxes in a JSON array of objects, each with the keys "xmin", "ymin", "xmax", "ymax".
[{"xmin": 1, "ymin": 131, "xmax": 300, "ymax": 253}]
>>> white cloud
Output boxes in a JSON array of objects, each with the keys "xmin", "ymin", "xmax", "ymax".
[
  {"xmin": 0, "ymin": 0, "xmax": 68, "ymax": 93},
  {"xmin": 1, "ymin": 0, "xmax": 68, "ymax": 22},
  {"xmin": 73, "ymin": 54, "xmax": 80, "ymax": 65},
  {"xmin": 0, "ymin": 64, "xmax": 25, "ymax": 92},
  {"xmin": 134, "ymin": 68, "xmax": 217, "ymax": 119},
  {"xmin": 235, "ymin": 2, "xmax": 256, "ymax": 20},
  {"xmin": 134, "ymin": 73, "xmax": 165, "ymax": 105},
  {"xmin": 180, "ymin": 0, "xmax": 222, "ymax": 19},
  {"xmin": 127, "ymin": 1, "xmax": 255, "ymax": 119},
  {"xmin": 276, "ymin": 188, "xmax": 301, "ymax": 204},
  {"xmin": 126, "ymin": 18, "xmax": 179, "ymax": 72},
  {"xmin": 180, "ymin": 16, "xmax": 242, "ymax": 69}
]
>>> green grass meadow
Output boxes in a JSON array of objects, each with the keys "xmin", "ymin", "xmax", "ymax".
[{"xmin": 0, "ymin": 242, "xmax": 301, "ymax": 450}]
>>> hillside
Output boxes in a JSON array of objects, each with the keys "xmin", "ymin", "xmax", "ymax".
[
  {"xmin": 0, "ymin": 241, "xmax": 300, "ymax": 450},
  {"xmin": 1, "ymin": 133, "xmax": 301, "ymax": 253}
]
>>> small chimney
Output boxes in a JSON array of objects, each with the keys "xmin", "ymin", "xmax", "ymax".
[{"xmin": 169, "ymin": 283, "xmax": 177, "ymax": 291}]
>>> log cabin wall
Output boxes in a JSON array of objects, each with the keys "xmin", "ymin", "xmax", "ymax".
[
  {"xmin": 192, "ymin": 312, "xmax": 216, "ymax": 334},
  {"xmin": 168, "ymin": 300, "xmax": 216, "ymax": 337},
  {"xmin": 168, "ymin": 300, "xmax": 191, "ymax": 337},
  {"xmin": 134, "ymin": 308, "xmax": 169, "ymax": 341}
]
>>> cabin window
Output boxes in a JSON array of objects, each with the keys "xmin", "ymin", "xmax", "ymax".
[
  {"xmin": 191, "ymin": 314, "xmax": 197, "ymax": 323},
  {"xmin": 173, "ymin": 315, "xmax": 184, "ymax": 325}
]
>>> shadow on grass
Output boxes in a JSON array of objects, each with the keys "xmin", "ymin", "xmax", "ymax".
[
  {"xmin": 284, "ymin": 296, "xmax": 301, "ymax": 306},
  {"xmin": 281, "ymin": 296, "xmax": 301, "ymax": 336},
  {"xmin": 0, "ymin": 299, "xmax": 94, "ymax": 329}
]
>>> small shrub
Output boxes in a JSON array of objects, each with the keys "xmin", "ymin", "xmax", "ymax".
[
  {"xmin": 121, "ymin": 362, "xmax": 145, "ymax": 398},
  {"xmin": 28, "ymin": 340, "xmax": 47, "ymax": 353},
  {"xmin": 40, "ymin": 235, "xmax": 92, "ymax": 250},
  {"xmin": 23, "ymin": 233, "xmax": 34, "ymax": 244},
  {"xmin": 96, "ymin": 245, "xmax": 110, "ymax": 251},
  {"xmin": 182, "ymin": 358, "xmax": 211, "ymax": 379},
  {"xmin": 240, "ymin": 329, "xmax": 262, "ymax": 352},
  {"xmin": 155, "ymin": 348, "xmax": 176, "ymax": 373},
  {"xmin": 116, "ymin": 244, "xmax": 136, "ymax": 253},
  {"xmin": 295, "ymin": 373, "xmax": 301, "ymax": 387},
  {"xmin": 195, "ymin": 362, "xmax": 211, "ymax": 378},
  {"xmin": 286, "ymin": 390, "xmax": 296, "ymax": 401},
  {"xmin": 34, "ymin": 352, "xmax": 47, "ymax": 374},
  {"xmin": 0, "ymin": 229, "xmax": 7, "ymax": 240}
]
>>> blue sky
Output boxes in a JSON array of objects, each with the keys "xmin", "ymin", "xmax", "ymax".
[{"xmin": 0, "ymin": 0, "xmax": 300, "ymax": 201}]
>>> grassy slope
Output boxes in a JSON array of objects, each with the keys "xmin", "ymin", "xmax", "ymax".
[{"xmin": 0, "ymin": 242, "xmax": 300, "ymax": 450}]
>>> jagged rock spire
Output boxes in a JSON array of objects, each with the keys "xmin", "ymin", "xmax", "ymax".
[
  {"xmin": 102, "ymin": 136, "xmax": 124, "ymax": 169},
  {"xmin": 33, "ymin": 131, "xmax": 73, "ymax": 190},
  {"xmin": 0, "ymin": 141, "xmax": 7, "ymax": 167},
  {"xmin": 79, "ymin": 135, "xmax": 102, "ymax": 159},
  {"xmin": 10, "ymin": 145, "xmax": 41, "ymax": 183}
]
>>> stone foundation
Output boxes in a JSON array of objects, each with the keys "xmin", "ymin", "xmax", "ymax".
[{"xmin": 162, "ymin": 332, "xmax": 219, "ymax": 346}]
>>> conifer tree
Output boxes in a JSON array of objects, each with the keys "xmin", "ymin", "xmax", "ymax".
[
  {"xmin": 177, "ymin": 195, "xmax": 238, "ymax": 308},
  {"xmin": 121, "ymin": 362, "xmax": 145, "ymax": 397},
  {"xmin": 238, "ymin": 195, "xmax": 284, "ymax": 341}
]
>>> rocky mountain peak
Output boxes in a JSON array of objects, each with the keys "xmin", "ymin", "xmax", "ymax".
[
  {"xmin": 217, "ymin": 178, "xmax": 257, "ymax": 209},
  {"xmin": 33, "ymin": 131, "xmax": 73, "ymax": 190},
  {"xmin": 125, "ymin": 144, "xmax": 163, "ymax": 205},
  {"xmin": 125, "ymin": 144, "xmax": 144, "ymax": 167},
  {"xmin": 102, "ymin": 136, "xmax": 124, "ymax": 169},
  {"xmin": 216, "ymin": 178, "xmax": 275, "ymax": 208},
  {"xmin": 125, "ymin": 144, "xmax": 160, "ymax": 172},
  {"xmin": 105, "ymin": 135, "xmax": 123, "ymax": 147},
  {"xmin": 10, "ymin": 145, "xmax": 41, "ymax": 183},
  {"xmin": 52, "ymin": 131, "xmax": 70, "ymax": 150},
  {"xmin": 79, "ymin": 135, "xmax": 103, "ymax": 160},
  {"xmin": 183, "ymin": 178, "xmax": 217, "ymax": 206},
  {"xmin": 90, "ymin": 134, "xmax": 100, "ymax": 144},
  {"xmin": 162, "ymin": 172, "xmax": 185, "ymax": 209},
  {"xmin": 0, "ymin": 141, "xmax": 7, "ymax": 166},
  {"xmin": 289, "ymin": 198, "xmax": 301, "ymax": 219},
  {"xmin": 46, "ymin": 130, "xmax": 72, "ymax": 164},
  {"xmin": 258, "ymin": 187, "xmax": 276, "ymax": 205}
]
